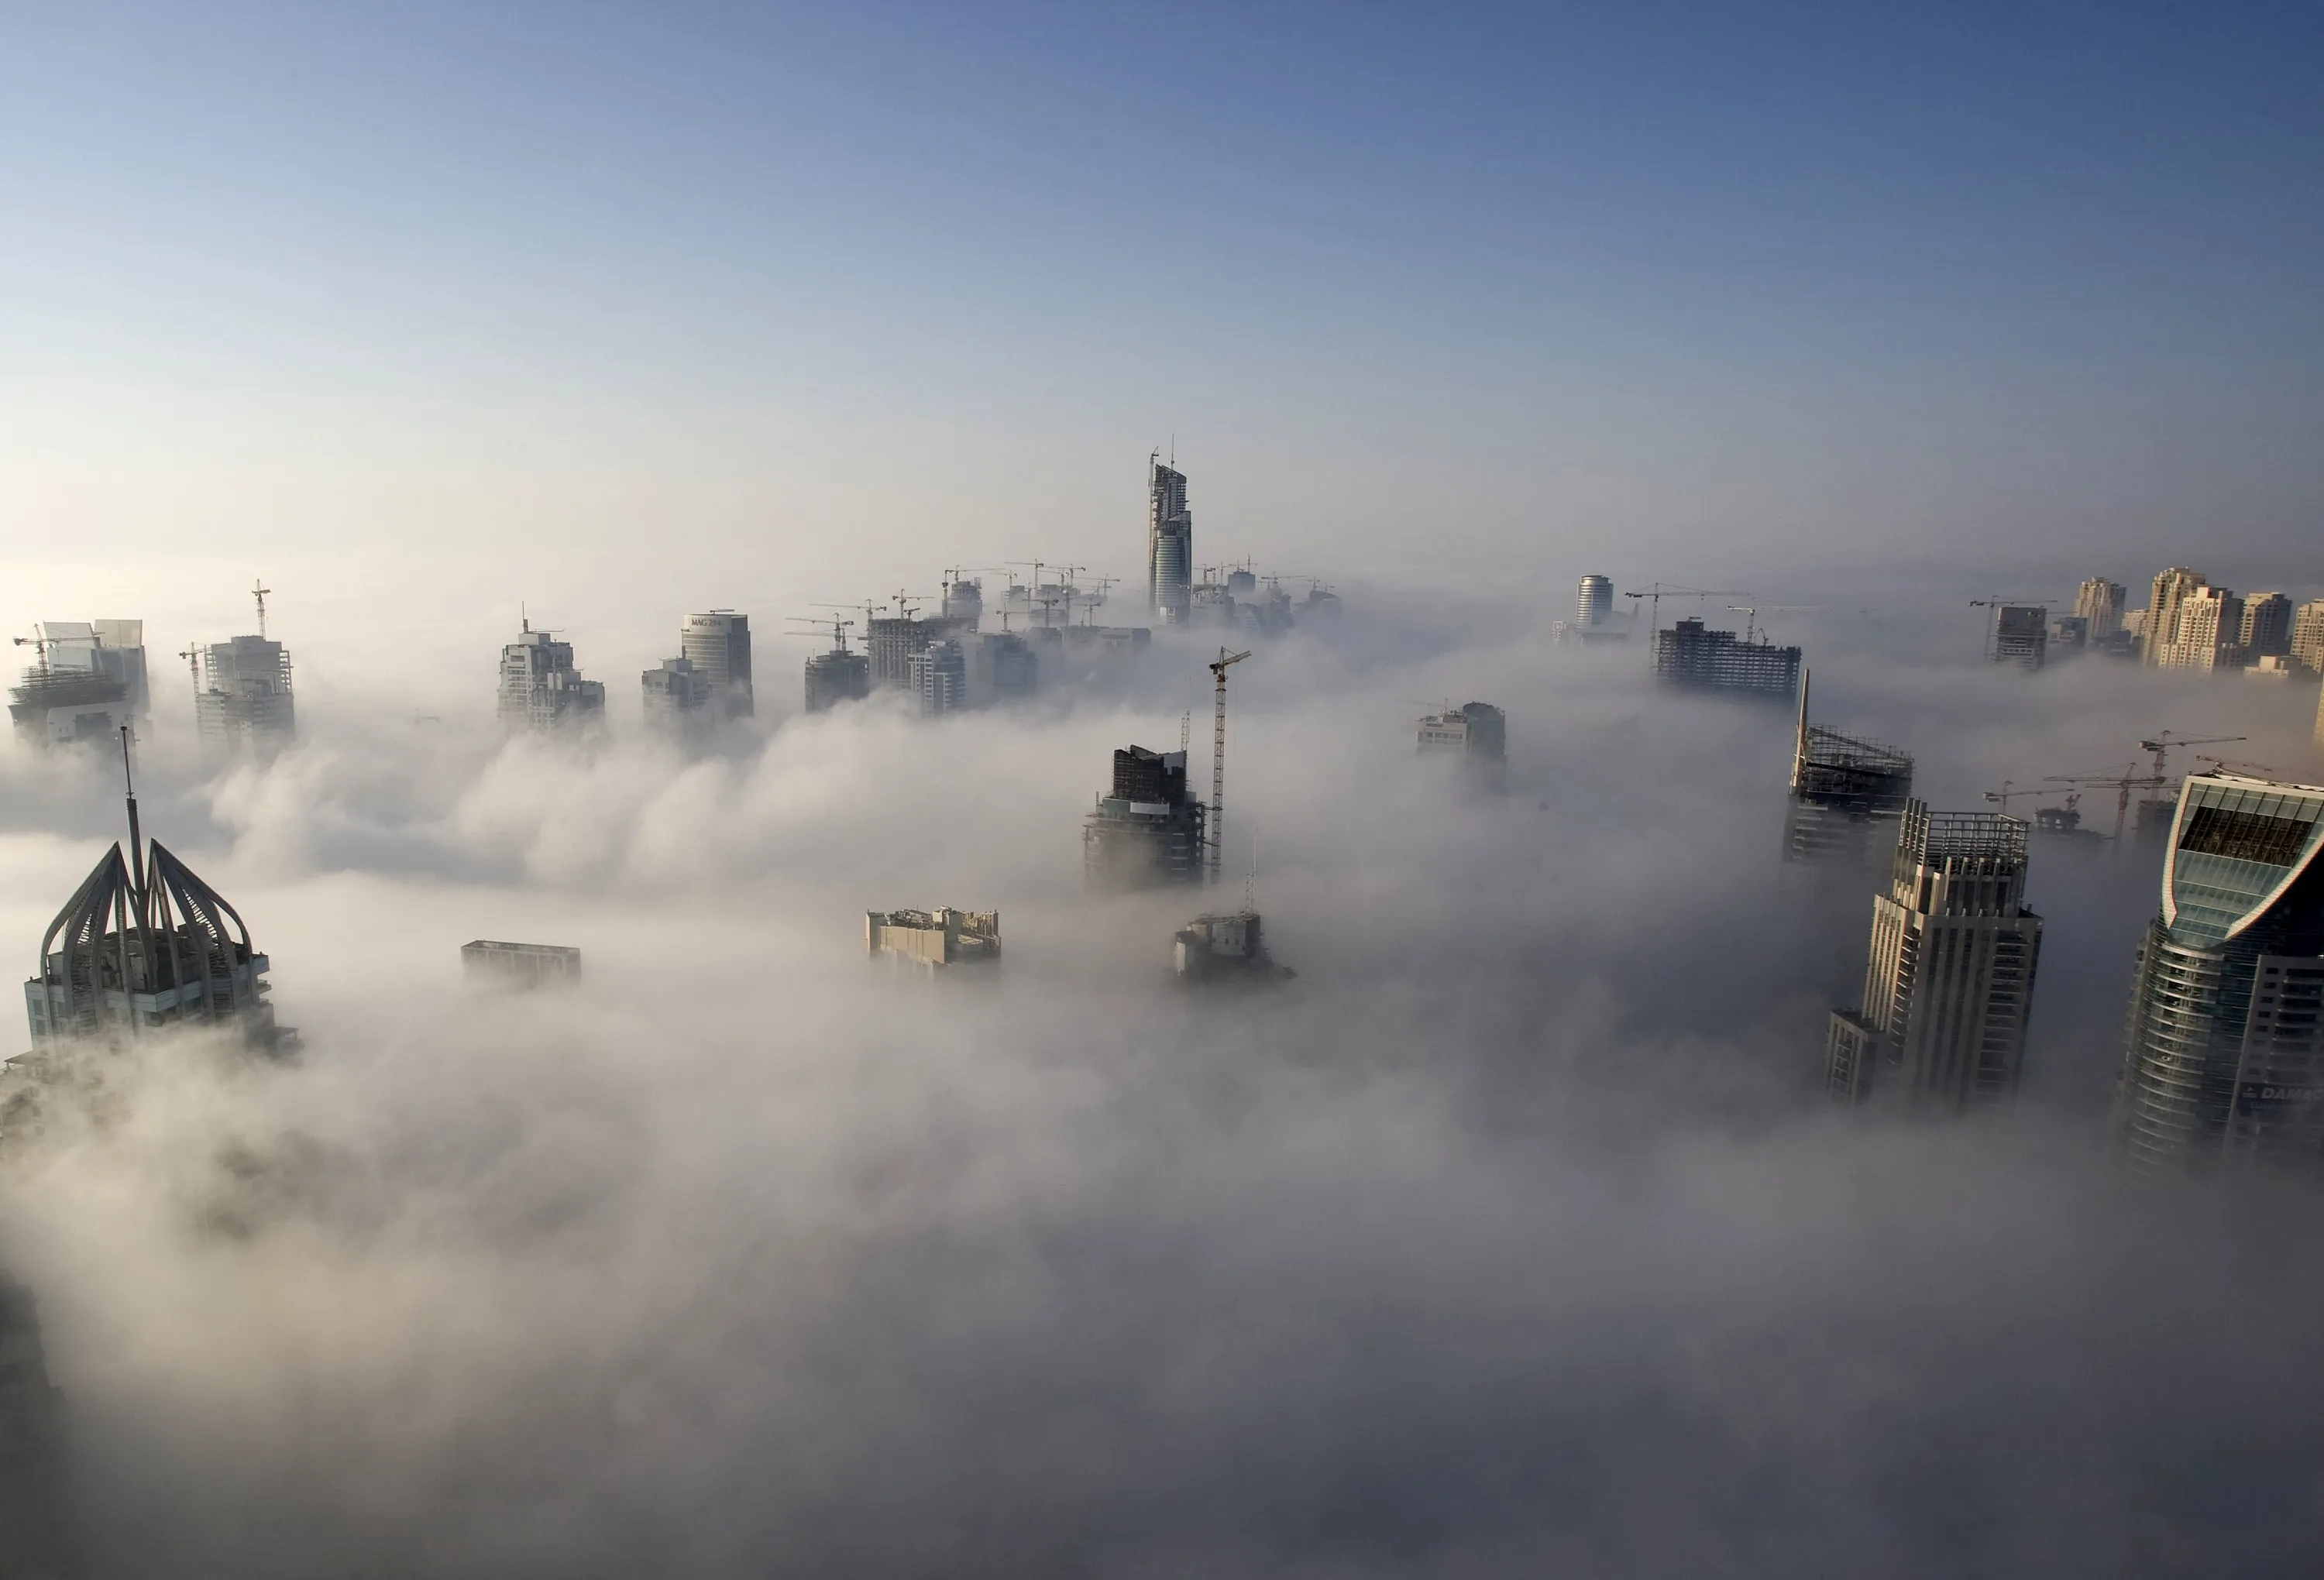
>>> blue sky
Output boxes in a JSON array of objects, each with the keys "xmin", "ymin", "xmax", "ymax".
[{"xmin": 3, "ymin": 2, "xmax": 2319, "ymax": 633}]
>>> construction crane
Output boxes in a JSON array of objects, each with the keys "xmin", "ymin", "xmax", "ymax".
[
  {"xmin": 178, "ymin": 644, "xmax": 204, "ymax": 701},
  {"xmin": 1984, "ymin": 781, "xmax": 2037, "ymax": 813},
  {"xmin": 253, "ymin": 579, "xmax": 273, "ymax": 638},
  {"xmin": 2195, "ymin": 754, "xmax": 2278, "ymax": 779},
  {"xmin": 2044, "ymin": 764, "xmax": 2170, "ymax": 843},
  {"xmin": 1208, "ymin": 647, "xmax": 1252, "ymax": 884},
  {"xmin": 784, "ymin": 615, "xmax": 856, "ymax": 652},
  {"xmin": 1622, "ymin": 586, "xmax": 1750, "ymax": 656},
  {"xmin": 2140, "ymin": 730, "xmax": 2247, "ymax": 781},
  {"xmin": 1724, "ymin": 604, "xmax": 1820, "ymax": 644},
  {"xmin": 1083, "ymin": 575, "xmax": 1120, "ymax": 623},
  {"xmin": 11, "ymin": 630, "xmax": 52, "ymax": 675}
]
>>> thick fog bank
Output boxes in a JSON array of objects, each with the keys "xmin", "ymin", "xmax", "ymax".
[{"xmin": 4, "ymin": 596, "xmax": 2323, "ymax": 1576}]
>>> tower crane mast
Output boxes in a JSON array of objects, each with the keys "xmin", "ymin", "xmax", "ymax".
[{"xmin": 1208, "ymin": 647, "xmax": 1252, "ymax": 884}]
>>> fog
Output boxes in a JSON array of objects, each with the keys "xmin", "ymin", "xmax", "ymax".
[{"xmin": 4, "ymin": 586, "xmax": 2324, "ymax": 1577}]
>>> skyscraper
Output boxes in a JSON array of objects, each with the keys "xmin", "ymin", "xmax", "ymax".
[
  {"xmin": 2291, "ymin": 599, "xmax": 2324, "ymax": 673},
  {"xmin": 1654, "ymin": 617, "xmax": 1801, "ymax": 698},
  {"xmin": 1147, "ymin": 454, "xmax": 1193, "ymax": 624},
  {"xmin": 194, "ymin": 634, "xmax": 297, "ymax": 751},
  {"xmin": 2162, "ymin": 586, "xmax": 2243, "ymax": 672},
  {"xmin": 1084, "ymin": 745, "xmax": 1206, "ymax": 890},
  {"xmin": 24, "ymin": 752, "xmax": 289, "ymax": 1053},
  {"xmin": 2144, "ymin": 567, "xmax": 2209, "ymax": 665},
  {"xmin": 2075, "ymin": 579, "xmax": 2126, "ymax": 640},
  {"xmin": 679, "ymin": 610, "xmax": 753, "ymax": 720},
  {"xmin": 2113, "ymin": 772, "xmax": 2324, "ymax": 1174},
  {"xmin": 1826, "ymin": 804, "xmax": 2043, "ymax": 1109},
  {"xmin": 641, "ymin": 654, "xmax": 713, "ymax": 739},
  {"xmin": 497, "ymin": 623, "xmax": 607, "ymax": 735},
  {"xmin": 909, "ymin": 640, "xmax": 968, "ymax": 717},
  {"xmin": 1576, "ymin": 575, "xmax": 1614, "ymax": 629},
  {"xmin": 1417, "ymin": 702, "xmax": 1507, "ymax": 764},
  {"xmin": 2239, "ymin": 592, "xmax": 2293, "ymax": 661}
]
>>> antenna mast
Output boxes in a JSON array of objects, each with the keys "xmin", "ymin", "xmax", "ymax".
[{"xmin": 119, "ymin": 724, "xmax": 147, "ymax": 901}]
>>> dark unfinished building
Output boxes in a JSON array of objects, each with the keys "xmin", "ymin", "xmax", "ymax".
[
  {"xmin": 1784, "ymin": 673, "xmax": 1914, "ymax": 869},
  {"xmin": 1085, "ymin": 746, "xmax": 1206, "ymax": 891},
  {"xmin": 1654, "ymin": 617, "xmax": 1801, "ymax": 699}
]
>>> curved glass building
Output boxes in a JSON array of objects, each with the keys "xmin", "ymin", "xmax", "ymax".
[{"xmin": 2114, "ymin": 773, "xmax": 2324, "ymax": 1174}]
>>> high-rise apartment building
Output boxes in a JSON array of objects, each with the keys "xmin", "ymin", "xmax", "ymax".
[
  {"xmin": 2144, "ymin": 567, "xmax": 2209, "ymax": 665},
  {"xmin": 1147, "ymin": 455, "xmax": 1193, "ymax": 624},
  {"xmin": 803, "ymin": 638, "xmax": 871, "ymax": 713},
  {"xmin": 2113, "ymin": 772, "xmax": 2324, "ymax": 1174},
  {"xmin": 1576, "ymin": 575, "xmax": 1614, "ymax": 629},
  {"xmin": 1084, "ymin": 746, "xmax": 1206, "ymax": 890},
  {"xmin": 909, "ymin": 640, "xmax": 968, "ymax": 717},
  {"xmin": 2291, "ymin": 599, "xmax": 2324, "ymax": 673},
  {"xmin": 2162, "ymin": 586, "xmax": 2243, "ymax": 672},
  {"xmin": 1654, "ymin": 617, "xmax": 1801, "ymax": 698},
  {"xmin": 2075, "ymin": 579, "xmax": 2126, "ymax": 640},
  {"xmin": 2239, "ymin": 592, "xmax": 2293, "ymax": 661},
  {"xmin": 194, "ymin": 634, "xmax": 297, "ymax": 751},
  {"xmin": 497, "ymin": 623, "xmax": 607, "ymax": 735},
  {"xmin": 1826, "ymin": 804, "xmax": 2043, "ymax": 1109},
  {"xmin": 679, "ymin": 610, "xmax": 753, "ymax": 720}
]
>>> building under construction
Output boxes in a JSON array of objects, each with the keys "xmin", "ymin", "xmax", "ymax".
[
  {"xmin": 1991, "ymin": 604, "xmax": 2048, "ymax": 669},
  {"xmin": 1654, "ymin": 617, "xmax": 1801, "ymax": 699},
  {"xmin": 866, "ymin": 908, "xmax": 999, "ymax": 972},
  {"xmin": 195, "ymin": 634, "xmax": 297, "ymax": 750},
  {"xmin": 866, "ymin": 613, "xmax": 977, "ymax": 690},
  {"xmin": 9, "ymin": 620, "xmax": 147, "ymax": 747},
  {"xmin": 1174, "ymin": 910, "xmax": 1293, "ymax": 985},
  {"xmin": 1783, "ymin": 674, "xmax": 1913, "ymax": 869},
  {"xmin": 23, "ymin": 747, "xmax": 288, "ymax": 1053},
  {"xmin": 1085, "ymin": 746, "xmax": 1206, "ymax": 891},
  {"xmin": 804, "ymin": 641, "xmax": 871, "ymax": 713}
]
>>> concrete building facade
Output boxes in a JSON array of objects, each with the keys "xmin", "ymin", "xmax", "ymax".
[
  {"xmin": 2239, "ymin": 592, "xmax": 2293, "ymax": 661},
  {"xmin": 7, "ymin": 620, "xmax": 148, "ymax": 747},
  {"xmin": 2144, "ymin": 567, "xmax": 2209, "ymax": 666},
  {"xmin": 194, "ymin": 634, "xmax": 297, "ymax": 751},
  {"xmin": 2291, "ymin": 599, "xmax": 2324, "ymax": 673},
  {"xmin": 462, "ymin": 939, "xmax": 583, "ymax": 988},
  {"xmin": 866, "ymin": 908, "xmax": 999, "ymax": 973}
]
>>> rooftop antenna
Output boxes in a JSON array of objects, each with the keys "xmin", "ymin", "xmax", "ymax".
[
  {"xmin": 253, "ymin": 579, "xmax": 272, "ymax": 639},
  {"xmin": 119, "ymin": 724, "xmax": 147, "ymax": 901},
  {"xmin": 521, "ymin": 600, "xmax": 530, "ymax": 634}
]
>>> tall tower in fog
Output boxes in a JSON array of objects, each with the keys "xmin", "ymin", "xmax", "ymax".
[
  {"xmin": 680, "ymin": 610, "xmax": 754, "ymax": 720},
  {"xmin": 2114, "ymin": 772, "xmax": 2324, "ymax": 1174},
  {"xmin": 1576, "ymin": 575, "xmax": 1614, "ymax": 629},
  {"xmin": 1147, "ymin": 454, "xmax": 1193, "ymax": 625},
  {"xmin": 497, "ymin": 622, "xmax": 607, "ymax": 736},
  {"xmin": 1826, "ymin": 803, "xmax": 2043, "ymax": 1109}
]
